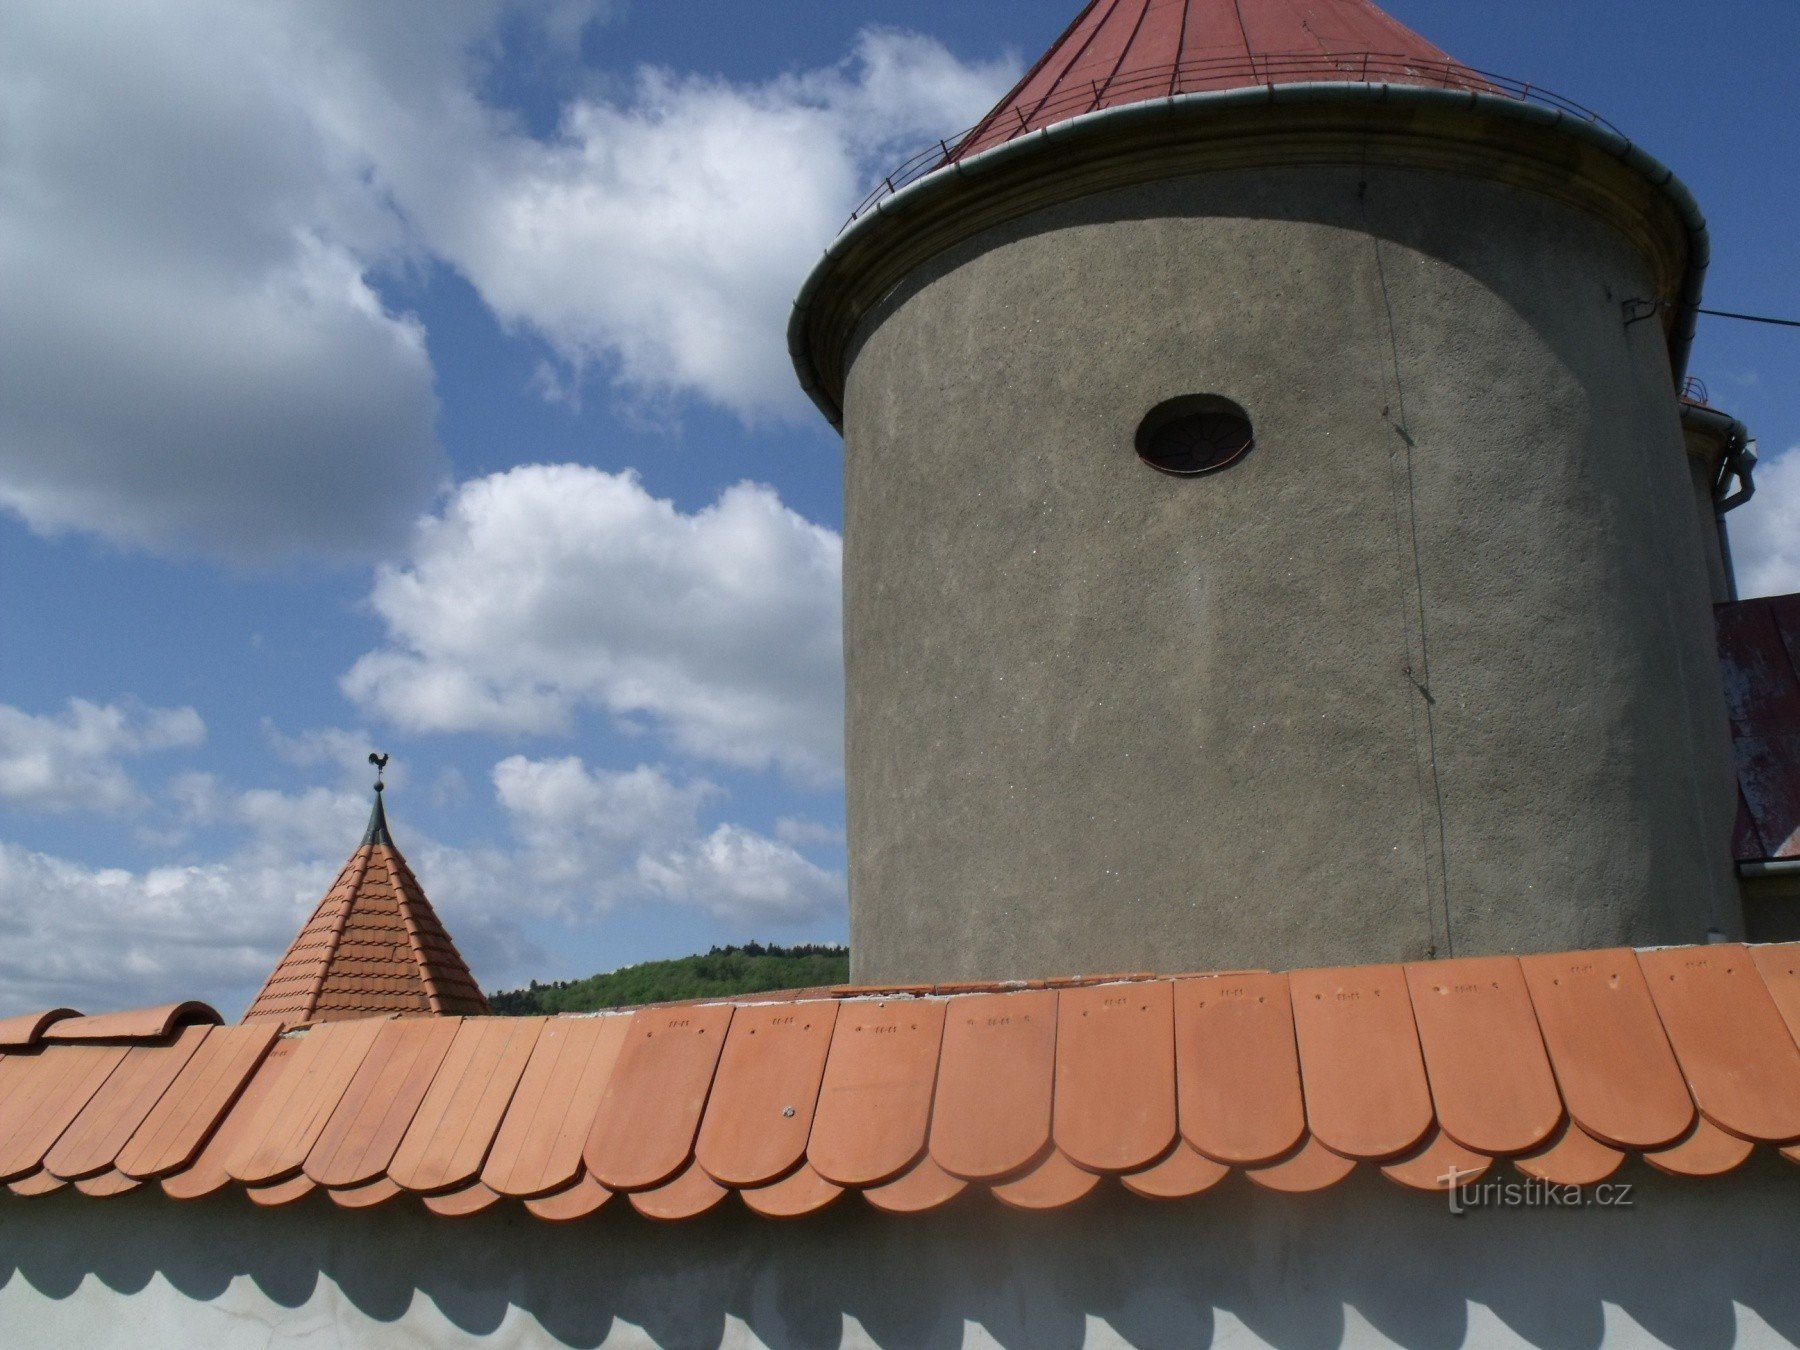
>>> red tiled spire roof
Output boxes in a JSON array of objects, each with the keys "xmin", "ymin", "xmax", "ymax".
[
  {"xmin": 954, "ymin": 0, "xmax": 1484, "ymax": 161},
  {"xmin": 240, "ymin": 790, "xmax": 488, "ymax": 1026}
]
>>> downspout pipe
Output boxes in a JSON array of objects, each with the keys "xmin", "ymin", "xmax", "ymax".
[{"xmin": 1708, "ymin": 412, "xmax": 1757, "ymax": 602}]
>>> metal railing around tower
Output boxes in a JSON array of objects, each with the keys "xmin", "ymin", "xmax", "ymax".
[{"xmin": 848, "ymin": 54, "xmax": 1619, "ymax": 226}]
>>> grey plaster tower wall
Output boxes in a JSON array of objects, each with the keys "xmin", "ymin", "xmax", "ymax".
[{"xmin": 792, "ymin": 90, "xmax": 1742, "ymax": 983}]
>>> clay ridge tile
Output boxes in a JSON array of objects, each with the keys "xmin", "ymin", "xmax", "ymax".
[
  {"xmin": 0, "ymin": 1008, "xmax": 81, "ymax": 1049},
  {"xmin": 43, "ymin": 1002, "xmax": 222, "ymax": 1043}
]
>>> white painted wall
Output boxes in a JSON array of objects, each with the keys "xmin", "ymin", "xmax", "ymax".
[{"xmin": 2, "ymin": 1159, "xmax": 1797, "ymax": 1347}]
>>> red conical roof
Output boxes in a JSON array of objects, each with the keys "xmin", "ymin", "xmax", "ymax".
[
  {"xmin": 241, "ymin": 792, "xmax": 489, "ymax": 1026},
  {"xmin": 954, "ymin": 0, "xmax": 1484, "ymax": 161}
]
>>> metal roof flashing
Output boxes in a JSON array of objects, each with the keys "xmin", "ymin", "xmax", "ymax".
[{"xmin": 789, "ymin": 82, "xmax": 1708, "ymax": 429}]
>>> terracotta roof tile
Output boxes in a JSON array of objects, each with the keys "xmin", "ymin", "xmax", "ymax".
[
  {"xmin": 1404, "ymin": 957, "xmax": 1562, "ymax": 1156},
  {"xmin": 305, "ymin": 1017, "xmax": 461, "ymax": 1187},
  {"xmin": 1518, "ymin": 948, "xmax": 1694, "ymax": 1150},
  {"xmin": 1054, "ymin": 980, "xmax": 1176, "ymax": 1173},
  {"xmin": 41, "ymin": 1002, "xmax": 221, "ymax": 1044},
  {"xmin": 9, "ymin": 938, "xmax": 1800, "ymax": 1222},
  {"xmin": 991, "ymin": 1148, "xmax": 1100, "ymax": 1211},
  {"xmin": 809, "ymin": 998, "xmax": 946, "ymax": 1187},
  {"xmin": 1642, "ymin": 1116, "xmax": 1757, "ymax": 1177},
  {"xmin": 587, "ymin": 1004, "xmax": 732, "ymax": 1191},
  {"xmin": 0, "ymin": 1008, "xmax": 80, "ymax": 1049},
  {"xmin": 71, "ymin": 1169, "xmax": 139, "ymax": 1198},
  {"xmin": 1638, "ymin": 944, "xmax": 1800, "ymax": 1142},
  {"xmin": 423, "ymin": 1181, "xmax": 502, "ymax": 1217},
  {"xmin": 115, "ymin": 1023, "xmax": 278, "ymax": 1179},
  {"xmin": 740, "ymin": 1161, "xmax": 843, "ymax": 1218},
  {"xmin": 44, "ymin": 1024, "xmax": 210, "ymax": 1180},
  {"xmin": 161, "ymin": 1037, "xmax": 299, "ymax": 1200},
  {"xmin": 627, "ymin": 1158, "xmax": 727, "ymax": 1221},
  {"xmin": 1290, "ymin": 964, "xmax": 1432, "ymax": 1161},
  {"xmin": 860, "ymin": 1154, "xmax": 966, "ymax": 1214},
  {"xmin": 929, "ymin": 989, "xmax": 1055, "ymax": 1180},
  {"xmin": 1118, "ymin": 1141, "xmax": 1228, "ymax": 1199},
  {"xmin": 388, "ymin": 1016, "xmax": 542, "ymax": 1193},
  {"xmin": 1748, "ymin": 943, "xmax": 1800, "ymax": 1042},
  {"xmin": 1174, "ymin": 972, "xmax": 1304, "ymax": 1166},
  {"xmin": 1243, "ymin": 1136, "xmax": 1356, "ymax": 1193},
  {"xmin": 483, "ymin": 1015, "xmax": 628, "ymax": 1198},
  {"xmin": 246, "ymin": 1173, "xmax": 315, "ymax": 1207},
  {"xmin": 695, "ymin": 1000, "xmax": 835, "ymax": 1188},
  {"xmin": 0, "ymin": 1043, "xmax": 130, "ymax": 1181},
  {"xmin": 224, "ymin": 1018, "xmax": 389, "ymax": 1184},
  {"xmin": 1512, "ymin": 1121, "xmax": 1625, "ymax": 1186},
  {"xmin": 523, "ymin": 1172, "xmax": 611, "ymax": 1221},
  {"xmin": 328, "ymin": 1176, "xmax": 402, "ymax": 1210},
  {"xmin": 8, "ymin": 1170, "xmax": 66, "ymax": 1197},
  {"xmin": 1379, "ymin": 1128, "xmax": 1490, "ymax": 1192}
]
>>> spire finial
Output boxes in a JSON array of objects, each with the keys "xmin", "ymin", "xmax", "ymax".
[{"xmin": 363, "ymin": 753, "xmax": 393, "ymax": 846}]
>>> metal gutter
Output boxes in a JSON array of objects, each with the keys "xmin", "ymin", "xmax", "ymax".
[
  {"xmin": 790, "ymin": 81, "xmax": 1710, "ymax": 429},
  {"xmin": 1738, "ymin": 860, "xmax": 1800, "ymax": 877}
]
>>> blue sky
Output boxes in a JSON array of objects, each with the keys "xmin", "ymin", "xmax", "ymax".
[{"xmin": 1, "ymin": 0, "xmax": 1795, "ymax": 1018}]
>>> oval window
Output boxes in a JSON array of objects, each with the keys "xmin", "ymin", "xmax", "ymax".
[{"xmin": 1135, "ymin": 396, "xmax": 1254, "ymax": 476}]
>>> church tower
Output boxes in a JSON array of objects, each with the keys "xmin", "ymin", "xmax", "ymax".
[{"xmin": 791, "ymin": 0, "xmax": 1741, "ymax": 981}]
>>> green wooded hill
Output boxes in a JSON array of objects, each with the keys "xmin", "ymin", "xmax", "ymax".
[{"xmin": 488, "ymin": 943, "xmax": 850, "ymax": 1014}]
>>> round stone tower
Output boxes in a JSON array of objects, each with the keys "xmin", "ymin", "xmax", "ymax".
[{"xmin": 790, "ymin": 0, "xmax": 1742, "ymax": 982}]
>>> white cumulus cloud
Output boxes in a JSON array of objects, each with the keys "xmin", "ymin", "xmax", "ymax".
[
  {"xmin": 397, "ymin": 30, "xmax": 1016, "ymax": 418},
  {"xmin": 0, "ymin": 1, "xmax": 447, "ymax": 559},
  {"xmin": 0, "ymin": 2, "xmax": 1010, "ymax": 559},
  {"xmin": 0, "ymin": 841, "xmax": 324, "ymax": 1017},
  {"xmin": 344, "ymin": 464, "xmax": 844, "ymax": 783},
  {"xmin": 0, "ymin": 699, "xmax": 204, "ymax": 814},
  {"xmin": 1729, "ymin": 445, "xmax": 1800, "ymax": 599},
  {"xmin": 494, "ymin": 753, "xmax": 843, "ymax": 926},
  {"xmin": 636, "ymin": 823, "xmax": 844, "ymax": 926}
]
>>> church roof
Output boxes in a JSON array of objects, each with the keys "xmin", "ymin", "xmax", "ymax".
[
  {"xmin": 1, "ymin": 941, "xmax": 1797, "ymax": 1219},
  {"xmin": 951, "ymin": 0, "xmax": 1486, "ymax": 163},
  {"xmin": 1720, "ymin": 593, "xmax": 1800, "ymax": 863},
  {"xmin": 239, "ymin": 790, "xmax": 489, "ymax": 1026}
]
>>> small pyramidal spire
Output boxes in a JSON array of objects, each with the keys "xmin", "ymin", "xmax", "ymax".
[
  {"xmin": 241, "ymin": 753, "xmax": 489, "ymax": 1025},
  {"xmin": 363, "ymin": 752, "xmax": 393, "ymax": 847}
]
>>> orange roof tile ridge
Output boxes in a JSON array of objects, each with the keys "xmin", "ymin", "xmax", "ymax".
[
  {"xmin": 380, "ymin": 844, "xmax": 489, "ymax": 1016},
  {"xmin": 304, "ymin": 845, "xmax": 375, "ymax": 1022},
  {"xmin": 0, "ymin": 1007, "xmax": 81, "ymax": 1049},
  {"xmin": 44, "ymin": 1002, "xmax": 222, "ymax": 1043},
  {"xmin": 383, "ymin": 845, "xmax": 449, "ymax": 1014},
  {"xmin": 240, "ymin": 846, "xmax": 372, "ymax": 1025},
  {"xmin": 9, "ymin": 939, "xmax": 1800, "ymax": 1222}
]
